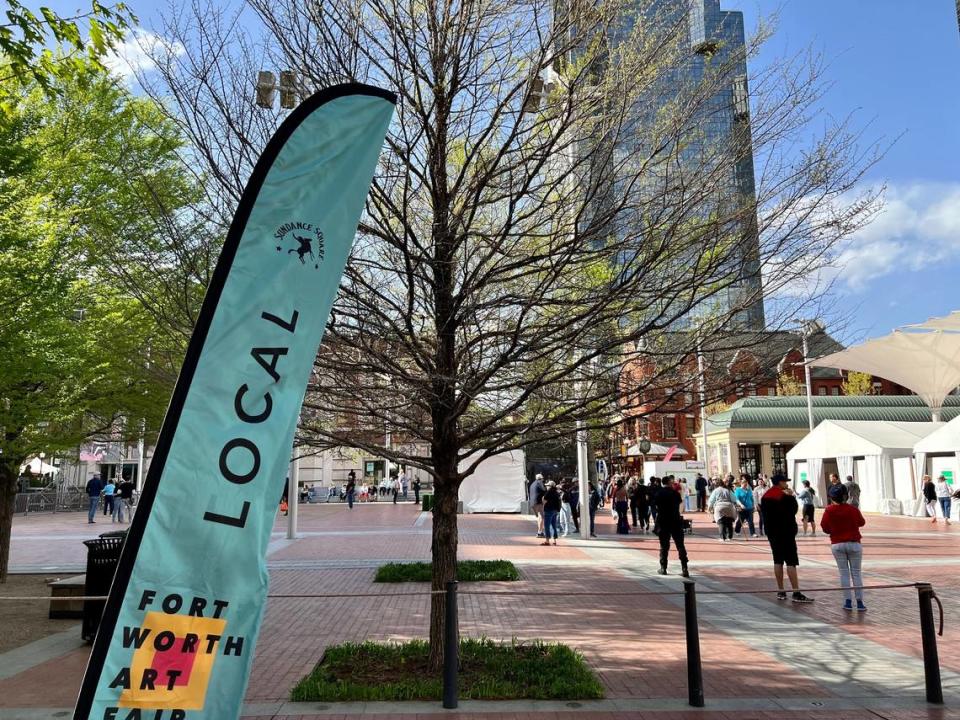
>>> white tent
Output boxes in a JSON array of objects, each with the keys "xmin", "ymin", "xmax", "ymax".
[
  {"xmin": 912, "ymin": 415, "xmax": 960, "ymax": 517},
  {"xmin": 19, "ymin": 456, "xmax": 58, "ymax": 476},
  {"xmin": 786, "ymin": 420, "xmax": 942, "ymax": 514},
  {"xmin": 457, "ymin": 450, "xmax": 526, "ymax": 513},
  {"xmin": 810, "ymin": 313, "xmax": 960, "ymax": 421},
  {"xmin": 625, "ymin": 442, "xmax": 688, "ymax": 457}
]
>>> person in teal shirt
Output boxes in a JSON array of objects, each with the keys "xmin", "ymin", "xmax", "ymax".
[{"xmin": 734, "ymin": 476, "xmax": 757, "ymax": 539}]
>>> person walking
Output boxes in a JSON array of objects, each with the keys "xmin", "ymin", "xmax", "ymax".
[
  {"xmin": 695, "ymin": 473, "xmax": 708, "ymax": 512},
  {"xmin": 116, "ymin": 472, "xmax": 135, "ymax": 523},
  {"xmin": 827, "ymin": 473, "xmax": 842, "ymax": 504},
  {"xmin": 614, "ymin": 479, "xmax": 630, "ymax": 534},
  {"xmin": 560, "ymin": 481, "xmax": 574, "ymax": 536},
  {"xmin": 346, "ymin": 471, "xmax": 356, "ymax": 509},
  {"xmin": 922, "ymin": 475, "xmax": 938, "ymax": 523},
  {"xmin": 392, "ymin": 475, "xmax": 401, "ymax": 504},
  {"xmin": 412, "ymin": 477, "xmax": 421, "ymax": 505},
  {"xmin": 654, "ymin": 476, "xmax": 689, "ymax": 577},
  {"xmin": 542, "ymin": 481, "xmax": 562, "ymax": 546},
  {"xmin": 798, "ymin": 480, "xmax": 817, "ymax": 536},
  {"xmin": 400, "ymin": 470, "xmax": 409, "ymax": 499},
  {"xmin": 842, "ymin": 474, "xmax": 861, "ymax": 508},
  {"xmin": 753, "ymin": 476, "xmax": 768, "ymax": 536},
  {"xmin": 629, "ymin": 478, "xmax": 640, "ymax": 528},
  {"xmin": 85, "ymin": 473, "xmax": 103, "ymax": 524},
  {"xmin": 529, "ymin": 473, "xmax": 546, "ymax": 538},
  {"xmin": 936, "ymin": 475, "xmax": 953, "ymax": 524},
  {"xmin": 820, "ymin": 483, "xmax": 867, "ymax": 612},
  {"xmin": 588, "ymin": 482, "xmax": 601, "ymax": 537},
  {"xmin": 734, "ymin": 477, "xmax": 757, "ymax": 538},
  {"xmin": 634, "ymin": 480, "xmax": 650, "ymax": 533},
  {"xmin": 761, "ymin": 474, "xmax": 814, "ymax": 603},
  {"xmin": 708, "ymin": 479, "xmax": 737, "ymax": 541},
  {"xmin": 569, "ymin": 483, "xmax": 581, "ymax": 534},
  {"xmin": 102, "ymin": 476, "xmax": 116, "ymax": 520}
]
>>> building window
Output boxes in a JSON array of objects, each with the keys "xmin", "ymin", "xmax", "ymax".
[
  {"xmin": 685, "ymin": 416, "xmax": 696, "ymax": 437},
  {"xmin": 663, "ymin": 416, "xmax": 677, "ymax": 438},
  {"xmin": 638, "ymin": 420, "xmax": 649, "ymax": 437},
  {"xmin": 872, "ymin": 382, "xmax": 882, "ymax": 394},
  {"xmin": 771, "ymin": 444, "xmax": 791, "ymax": 476},
  {"xmin": 683, "ymin": 391, "xmax": 694, "ymax": 408},
  {"xmin": 831, "ymin": 387, "xmax": 840, "ymax": 396},
  {"xmin": 817, "ymin": 387, "xmax": 827, "ymax": 396}
]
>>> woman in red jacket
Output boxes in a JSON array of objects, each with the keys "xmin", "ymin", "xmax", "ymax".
[{"xmin": 820, "ymin": 483, "xmax": 867, "ymax": 612}]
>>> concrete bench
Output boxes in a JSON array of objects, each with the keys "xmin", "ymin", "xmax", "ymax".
[{"xmin": 49, "ymin": 574, "xmax": 86, "ymax": 619}]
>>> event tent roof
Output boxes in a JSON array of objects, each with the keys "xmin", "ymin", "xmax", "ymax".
[
  {"xmin": 810, "ymin": 312, "xmax": 960, "ymax": 417},
  {"xmin": 705, "ymin": 396, "xmax": 960, "ymax": 431},
  {"xmin": 914, "ymin": 414, "xmax": 960, "ymax": 454},
  {"xmin": 786, "ymin": 420, "xmax": 943, "ymax": 461},
  {"xmin": 625, "ymin": 442, "xmax": 688, "ymax": 456}
]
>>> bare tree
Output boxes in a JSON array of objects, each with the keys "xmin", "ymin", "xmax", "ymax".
[{"xmin": 143, "ymin": 0, "xmax": 880, "ymax": 668}]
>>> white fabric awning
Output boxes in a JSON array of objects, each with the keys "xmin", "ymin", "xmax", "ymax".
[
  {"xmin": 914, "ymin": 414, "xmax": 960, "ymax": 454},
  {"xmin": 19, "ymin": 457, "xmax": 58, "ymax": 475},
  {"xmin": 625, "ymin": 442, "xmax": 688, "ymax": 457},
  {"xmin": 810, "ymin": 316, "xmax": 960, "ymax": 416},
  {"xmin": 787, "ymin": 420, "xmax": 943, "ymax": 462}
]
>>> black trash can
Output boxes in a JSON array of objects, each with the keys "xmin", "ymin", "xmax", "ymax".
[{"xmin": 81, "ymin": 530, "xmax": 127, "ymax": 643}]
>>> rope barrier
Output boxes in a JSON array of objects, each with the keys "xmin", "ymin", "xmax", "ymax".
[{"xmin": 0, "ymin": 581, "xmax": 927, "ymax": 602}]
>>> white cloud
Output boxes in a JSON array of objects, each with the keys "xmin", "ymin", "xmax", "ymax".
[
  {"xmin": 103, "ymin": 29, "xmax": 185, "ymax": 84},
  {"xmin": 835, "ymin": 182, "xmax": 960, "ymax": 290}
]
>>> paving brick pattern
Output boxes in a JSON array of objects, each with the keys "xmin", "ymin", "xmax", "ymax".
[{"xmin": 3, "ymin": 503, "xmax": 960, "ymax": 718}]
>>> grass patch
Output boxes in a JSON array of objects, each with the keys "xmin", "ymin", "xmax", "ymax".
[
  {"xmin": 291, "ymin": 638, "xmax": 604, "ymax": 701},
  {"xmin": 374, "ymin": 559, "xmax": 520, "ymax": 583}
]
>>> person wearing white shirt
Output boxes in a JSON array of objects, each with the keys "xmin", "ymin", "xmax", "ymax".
[{"xmin": 935, "ymin": 475, "xmax": 953, "ymax": 524}]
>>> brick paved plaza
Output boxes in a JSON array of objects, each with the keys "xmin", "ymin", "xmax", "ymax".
[{"xmin": 2, "ymin": 502, "xmax": 960, "ymax": 719}]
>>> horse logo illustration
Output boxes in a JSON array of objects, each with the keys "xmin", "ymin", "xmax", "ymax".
[{"xmin": 274, "ymin": 222, "xmax": 324, "ymax": 269}]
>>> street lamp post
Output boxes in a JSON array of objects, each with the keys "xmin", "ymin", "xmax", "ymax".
[
  {"xmin": 794, "ymin": 320, "xmax": 816, "ymax": 432},
  {"xmin": 696, "ymin": 336, "xmax": 710, "ymax": 474}
]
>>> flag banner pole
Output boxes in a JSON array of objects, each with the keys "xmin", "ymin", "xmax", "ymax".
[{"xmin": 73, "ymin": 83, "xmax": 395, "ymax": 720}]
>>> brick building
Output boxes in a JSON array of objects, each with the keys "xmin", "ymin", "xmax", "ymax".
[{"xmin": 616, "ymin": 325, "xmax": 912, "ymax": 461}]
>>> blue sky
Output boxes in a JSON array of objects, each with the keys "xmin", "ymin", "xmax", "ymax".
[{"xmin": 51, "ymin": 0, "xmax": 960, "ymax": 342}]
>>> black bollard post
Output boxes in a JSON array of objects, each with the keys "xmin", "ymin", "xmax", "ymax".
[
  {"xmin": 442, "ymin": 581, "xmax": 459, "ymax": 709},
  {"xmin": 916, "ymin": 583, "xmax": 943, "ymax": 704},
  {"xmin": 683, "ymin": 580, "xmax": 705, "ymax": 708}
]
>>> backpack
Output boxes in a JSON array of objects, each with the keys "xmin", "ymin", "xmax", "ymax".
[{"xmin": 535, "ymin": 484, "xmax": 545, "ymax": 503}]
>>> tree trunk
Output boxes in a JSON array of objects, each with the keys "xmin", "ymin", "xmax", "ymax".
[
  {"xmin": 0, "ymin": 460, "xmax": 20, "ymax": 583},
  {"xmin": 427, "ymin": 475, "xmax": 459, "ymax": 672}
]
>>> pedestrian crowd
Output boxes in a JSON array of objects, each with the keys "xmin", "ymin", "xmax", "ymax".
[{"xmin": 526, "ymin": 469, "xmax": 884, "ymax": 610}]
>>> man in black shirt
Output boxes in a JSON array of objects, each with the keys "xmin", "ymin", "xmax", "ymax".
[
  {"xmin": 695, "ymin": 473, "xmax": 708, "ymax": 512},
  {"xmin": 654, "ymin": 481, "xmax": 689, "ymax": 577},
  {"xmin": 116, "ymin": 472, "xmax": 136, "ymax": 523},
  {"xmin": 760, "ymin": 474, "xmax": 813, "ymax": 603}
]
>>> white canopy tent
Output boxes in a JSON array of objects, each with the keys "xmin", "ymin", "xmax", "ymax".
[
  {"xmin": 457, "ymin": 450, "xmax": 526, "ymax": 513},
  {"xmin": 625, "ymin": 442, "xmax": 688, "ymax": 457},
  {"xmin": 786, "ymin": 420, "xmax": 942, "ymax": 513},
  {"xmin": 19, "ymin": 456, "xmax": 58, "ymax": 476},
  {"xmin": 810, "ymin": 312, "xmax": 960, "ymax": 421},
  {"xmin": 912, "ymin": 415, "xmax": 960, "ymax": 517}
]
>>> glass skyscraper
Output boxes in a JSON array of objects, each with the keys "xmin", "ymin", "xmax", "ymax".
[{"xmin": 568, "ymin": 0, "xmax": 766, "ymax": 329}]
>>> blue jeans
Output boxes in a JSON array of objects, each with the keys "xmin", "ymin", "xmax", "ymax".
[
  {"xmin": 940, "ymin": 497, "xmax": 952, "ymax": 519},
  {"xmin": 88, "ymin": 496, "xmax": 98, "ymax": 522},
  {"xmin": 831, "ymin": 541, "xmax": 864, "ymax": 602},
  {"xmin": 544, "ymin": 510, "xmax": 559, "ymax": 539},
  {"xmin": 347, "ymin": 490, "xmax": 354, "ymax": 508}
]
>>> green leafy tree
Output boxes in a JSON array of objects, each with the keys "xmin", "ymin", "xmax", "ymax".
[
  {"xmin": 0, "ymin": 1, "xmax": 133, "ymax": 95},
  {"xmin": 0, "ymin": 62, "xmax": 193, "ymax": 581},
  {"xmin": 776, "ymin": 372, "xmax": 806, "ymax": 397},
  {"xmin": 842, "ymin": 370, "xmax": 874, "ymax": 396}
]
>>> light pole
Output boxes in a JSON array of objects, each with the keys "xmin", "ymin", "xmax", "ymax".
[
  {"xmin": 696, "ymin": 336, "xmax": 710, "ymax": 474},
  {"xmin": 793, "ymin": 320, "xmax": 816, "ymax": 432}
]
